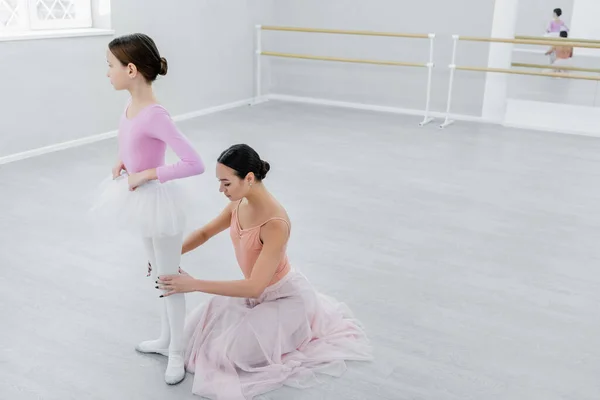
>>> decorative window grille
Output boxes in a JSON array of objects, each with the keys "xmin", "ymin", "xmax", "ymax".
[{"xmin": 0, "ymin": 0, "xmax": 92, "ymax": 32}]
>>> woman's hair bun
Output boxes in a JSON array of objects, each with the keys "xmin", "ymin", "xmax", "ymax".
[{"xmin": 259, "ymin": 160, "xmax": 270, "ymax": 179}]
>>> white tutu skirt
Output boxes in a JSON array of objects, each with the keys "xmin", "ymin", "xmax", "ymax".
[
  {"xmin": 183, "ymin": 270, "xmax": 373, "ymax": 399},
  {"xmin": 89, "ymin": 174, "xmax": 190, "ymax": 238}
]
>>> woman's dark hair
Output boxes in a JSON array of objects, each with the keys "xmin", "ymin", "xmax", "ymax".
[
  {"xmin": 560, "ymin": 30, "xmax": 568, "ymax": 38},
  {"xmin": 554, "ymin": 8, "xmax": 562, "ymax": 17},
  {"xmin": 217, "ymin": 144, "xmax": 270, "ymax": 181},
  {"xmin": 108, "ymin": 33, "xmax": 167, "ymax": 82}
]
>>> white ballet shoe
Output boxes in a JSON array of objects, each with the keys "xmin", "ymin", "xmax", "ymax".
[
  {"xmin": 165, "ymin": 352, "xmax": 185, "ymax": 385},
  {"xmin": 135, "ymin": 340, "xmax": 169, "ymax": 357}
]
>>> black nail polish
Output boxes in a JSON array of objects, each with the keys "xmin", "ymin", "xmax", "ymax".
[
  {"xmin": 155, "ymin": 286, "xmax": 158, "ymax": 289},
  {"xmin": 159, "ymin": 295, "xmax": 163, "ymax": 298}
]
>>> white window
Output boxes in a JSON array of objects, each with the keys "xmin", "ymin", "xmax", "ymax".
[{"xmin": 1, "ymin": 0, "xmax": 92, "ymax": 33}]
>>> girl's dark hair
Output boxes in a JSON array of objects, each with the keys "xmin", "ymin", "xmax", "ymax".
[
  {"xmin": 218, "ymin": 144, "xmax": 270, "ymax": 181},
  {"xmin": 554, "ymin": 8, "xmax": 562, "ymax": 17},
  {"xmin": 108, "ymin": 33, "xmax": 167, "ymax": 82}
]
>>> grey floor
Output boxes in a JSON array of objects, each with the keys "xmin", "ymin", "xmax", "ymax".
[{"xmin": 2, "ymin": 101, "xmax": 600, "ymax": 399}]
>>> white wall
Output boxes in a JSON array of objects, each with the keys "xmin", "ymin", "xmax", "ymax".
[
  {"xmin": 0, "ymin": 0, "xmax": 273, "ymax": 158},
  {"xmin": 262, "ymin": 0, "xmax": 496, "ymax": 117},
  {"xmin": 570, "ymin": 0, "xmax": 600, "ymax": 56}
]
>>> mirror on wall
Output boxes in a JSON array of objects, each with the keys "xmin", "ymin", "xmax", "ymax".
[
  {"xmin": 513, "ymin": 0, "xmax": 600, "ymax": 62},
  {"xmin": 515, "ymin": 1, "xmax": 573, "ymax": 38},
  {"xmin": 509, "ymin": 0, "xmax": 600, "ymax": 108}
]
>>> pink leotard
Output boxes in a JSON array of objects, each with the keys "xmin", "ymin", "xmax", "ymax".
[
  {"xmin": 230, "ymin": 200, "xmax": 291, "ymax": 287},
  {"xmin": 548, "ymin": 20, "xmax": 568, "ymax": 33},
  {"xmin": 118, "ymin": 102, "xmax": 204, "ymax": 183}
]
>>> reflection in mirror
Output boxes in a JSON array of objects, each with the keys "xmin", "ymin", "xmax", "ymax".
[{"xmin": 510, "ymin": 0, "xmax": 600, "ymax": 107}]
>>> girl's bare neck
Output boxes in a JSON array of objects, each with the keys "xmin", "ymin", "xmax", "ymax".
[{"xmin": 129, "ymin": 84, "xmax": 158, "ymax": 107}]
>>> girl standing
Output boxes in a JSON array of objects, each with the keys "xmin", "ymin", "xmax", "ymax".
[
  {"xmin": 546, "ymin": 8, "xmax": 569, "ymax": 34},
  {"xmin": 92, "ymin": 33, "xmax": 205, "ymax": 385}
]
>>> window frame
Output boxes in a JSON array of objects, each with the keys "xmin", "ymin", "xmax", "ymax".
[
  {"xmin": 0, "ymin": 0, "xmax": 112, "ymax": 42},
  {"xmin": 27, "ymin": 0, "xmax": 93, "ymax": 31}
]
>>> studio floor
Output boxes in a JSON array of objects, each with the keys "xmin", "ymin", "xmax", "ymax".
[{"xmin": 1, "ymin": 100, "xmax": 599, "ymax": 399}]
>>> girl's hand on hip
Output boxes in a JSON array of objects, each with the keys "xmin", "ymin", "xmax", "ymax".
[
  {"xmin": 112, "ymin": 160, "xmax": 127, "ymax": 179},
  {"xmin": 128, "ymin": 171, "xmax": 149, "ymax": 191}
]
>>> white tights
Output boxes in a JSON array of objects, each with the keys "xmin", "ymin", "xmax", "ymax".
[{"xmin": 138, "ymin": 233, "xmax": 186, "ymax": 384}]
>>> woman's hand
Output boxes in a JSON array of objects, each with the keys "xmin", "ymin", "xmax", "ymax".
[
  {"xmin": 157, "ymin": 268, "xmax": 197, "ymax": 297},
  {"xmin": 112, "ymin": 160, "xmax": 127, "ymax": 179}
]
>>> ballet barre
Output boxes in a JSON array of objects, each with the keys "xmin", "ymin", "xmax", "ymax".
[
  {"xmin": 456, "ymin": 66, "xmax": 600, "ymax": 81},
  {"xmin": 511, "ymin": 62, "xmax": 600, "ymax": 74},
  {"xmin": 260, "ymin": 51, "xmax": 427, "ymax": 68},
  {"xmin": 254, "ymin": 25, "xmax": 437, "ymax": 126},
  {"xmin": 515, "ymin": 35, "xmax": 600, "ymax": 45},
  {"xmin": 458, "ymin": 36, "xmax": 600, "ymax": 49},
  {"xmin": 440, "ymin": 35, "xmax": 600, "ymax": 129},
  {"xmin": 260, "ymin": 25, "xmax": 430, "ymax": 39}
]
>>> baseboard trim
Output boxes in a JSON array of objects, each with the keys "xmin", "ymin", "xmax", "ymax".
[
  {"xmin": 0, "ymin": 98, "xmax": 254, "ymax": 165},
  {"xmin": 502, "ymin": 121, "xmax": 600, "ymax": 138},
  {"xmin": 0, "ymin": 130, "xmax": 119, "ymax": 166},
  {"xmin": 171, "ymin": 98, "xmax": 254, "ymax": 122},
  {"xmin": 266, "ymin": 94, "xmax": 487, "ymax": 124}
]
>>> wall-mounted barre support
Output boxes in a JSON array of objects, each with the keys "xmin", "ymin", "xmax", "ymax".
[
  {"xmin": 420, "ymin": 33, "xmax": 436, "ymax": 127},
  {"xmin": 440, "ymin": 35, "xmax": 459, "ymax": 129},
  {"xmin": 254, "ymin": 25, "xmax": 263, "ymax": 104}
]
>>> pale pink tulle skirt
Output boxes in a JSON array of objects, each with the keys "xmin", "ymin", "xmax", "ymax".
[{"xmin": 183, "ymin": 270, "xmax": 373, "ymax": 399}]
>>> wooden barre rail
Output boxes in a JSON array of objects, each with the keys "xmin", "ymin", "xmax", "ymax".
[
  {"xmin": 254, "ymin": 25, "xmax": 437, "ymax": 127},
  {"xmin": 260, "ymin": 51, "xmax": 427, "ymax": 68},
  {"xmin": 260, "ymin": 25, "xmax": 430, "ymax": 39},
  {"xmin": 516, "ymin": 35, "xmax": 600, "ymax": 45},
  {"xmin": 511, "ymin": 62, "xmax": 600, "ymax": 74},
  {"xmin": 455, "ymin": 65, "xmax": 600, "ymax": 81},
  {"xmin": 459, "ymin": 36, "xmax": 600, "ymax": 50}
]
